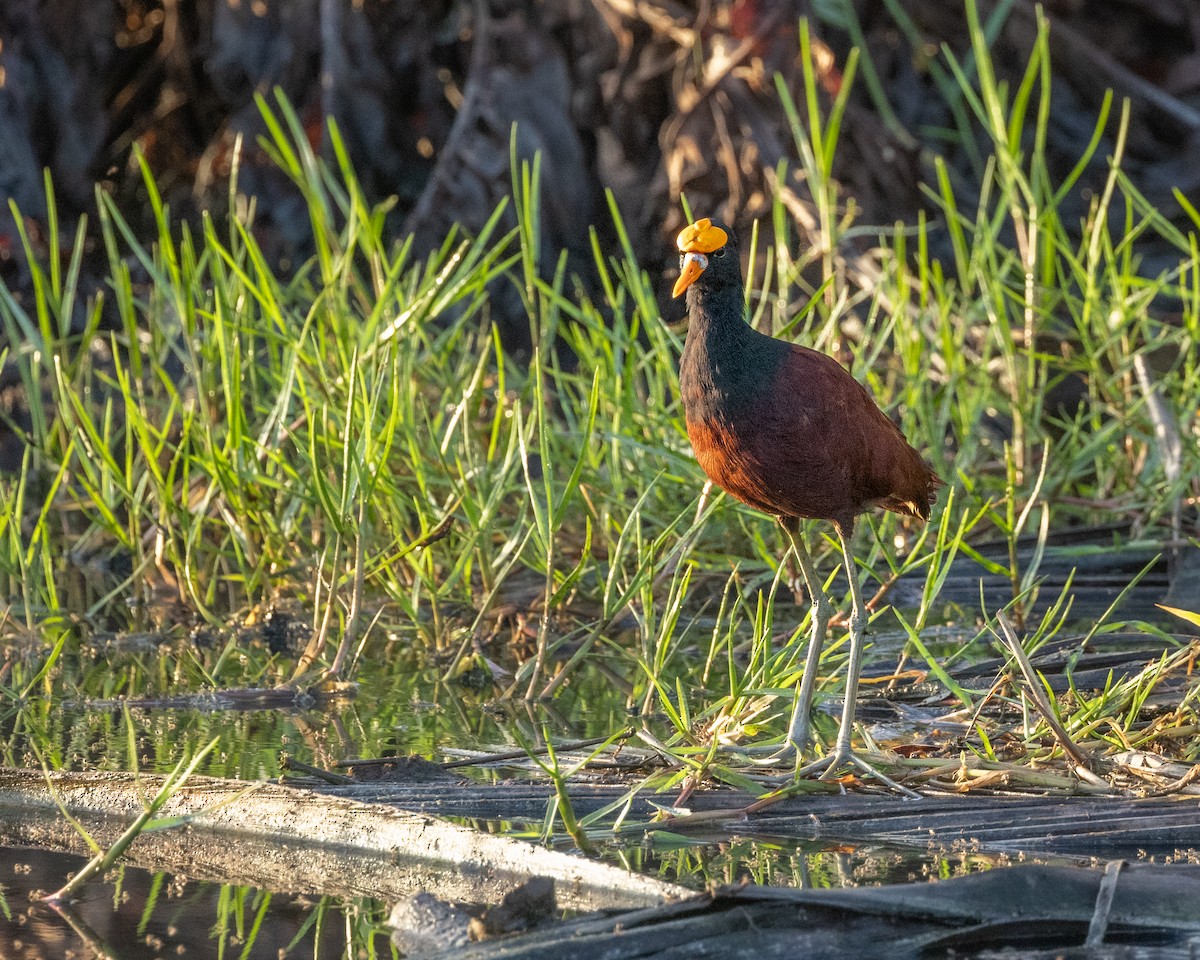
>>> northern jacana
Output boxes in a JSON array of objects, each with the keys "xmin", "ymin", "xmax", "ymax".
[{"xmin": 673, "ymin": 217, "xmax": 941, "ymax": 790}]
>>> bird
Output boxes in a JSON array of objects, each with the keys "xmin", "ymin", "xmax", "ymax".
[{"xmin": 673, "ymin": 216, "xmax": 942, "ymax": 791}]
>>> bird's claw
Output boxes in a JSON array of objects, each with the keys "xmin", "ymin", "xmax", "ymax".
[
  {"xmin": 765, "ymin": 737, "xmax": 809, "ymax": 767},
  {"xmin": 794, "ymin": 749, "xmax": 921, "ymax": 799}
]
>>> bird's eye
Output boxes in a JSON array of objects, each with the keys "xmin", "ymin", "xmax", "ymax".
[
  {"xmin": 679, "ymin": 254, "xmax": 686, "ymax": 268},
  {"xmin": 713, "ymin": 247, "xmax": 727, "ymax": 259}
]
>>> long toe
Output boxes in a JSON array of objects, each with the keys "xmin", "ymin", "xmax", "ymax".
[
  {"xmin": 759, "ymin": 738, "xmax": 806, "ymax": 768},
  {"xmin": 796, "ymin": 749, "xmax": 920, "ymax": 799},
  {"xmin": 792, "ymin": 753, "xmax": 836, "ymax": 780}
]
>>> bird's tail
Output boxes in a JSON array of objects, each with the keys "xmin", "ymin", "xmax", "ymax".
[{"xmin": 882, "ymin": 464, "xmax": 943, "ymax": 522}]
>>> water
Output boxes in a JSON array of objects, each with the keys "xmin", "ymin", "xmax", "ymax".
[
  {"xmin": 0, "ymin": 838, "xmax": 1017, "ymax": 958},
  {"xmin": 0, "ymin": 600, "xmax": 1189, "ymax": 955},
  {"xmin": 0, "ymin": 848, "xmax": 379, "ymax": 958},
  {"xmin": 0, "ymin": 651, "xmax": 1009, "ymax": 956}
]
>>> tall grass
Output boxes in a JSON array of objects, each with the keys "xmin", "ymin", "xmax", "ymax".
[{"xmin": 0, "ymin": 4, "xmax": 1195, "ymax": 761}]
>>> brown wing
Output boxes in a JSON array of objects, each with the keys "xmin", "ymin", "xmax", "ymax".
[{"xmin": 735, "ymin": 344, "xmax": 939, "ymax": 530}]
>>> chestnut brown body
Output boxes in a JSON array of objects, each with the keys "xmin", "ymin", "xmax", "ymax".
[
  {"xmin": 682, "ymin": 340, "xmax": 938, "ymax": 535},
  {"xmin": 676, "ymin": 225, "xmax": 939, "ymax": 534}
]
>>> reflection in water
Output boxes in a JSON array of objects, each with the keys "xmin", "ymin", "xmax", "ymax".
[
  {"xmin": 0, "ymin": 833, "xmax": 1017, "ymax": 959},
  {"xmin": 614, "ymin": 832, "xmax": 1023, "ymax": 891},
  {"xmin": 0, "ymin": 627, "xmax": 1026, "ymax": 955},
  {"xmin": 0, "ymin": 848, "xmax": 382, "ymax": 959}
]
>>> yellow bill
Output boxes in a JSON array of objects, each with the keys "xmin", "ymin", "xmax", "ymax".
[{"xmin": 673, "ymin": 252, "xmax": 708, "ymax": 297}]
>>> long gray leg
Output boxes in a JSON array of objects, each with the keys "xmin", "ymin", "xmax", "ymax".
[
  {"xmin": 793, "ymin": 522, "xmax": 920, "ymax": 798},
  {"xmin": 778, "ymin": 516, "xmax": 831, "ymax": 759},
  {"xmin": 831, "ymin": 524, "xmax": 867, "ymax": 759}
]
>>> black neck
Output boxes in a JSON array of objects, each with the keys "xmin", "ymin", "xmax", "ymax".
[
  {"xmin": 686, "ymin": 282, "xmax": 749, "ymax": 354},
  {"xmin": 682, "ymin": 283, "xmax": 781, "ymax": 413}
]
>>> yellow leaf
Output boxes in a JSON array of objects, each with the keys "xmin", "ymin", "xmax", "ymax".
[{"xmin": 1156, "ymin": 604, "xmax": 1200, "ymax": 629}]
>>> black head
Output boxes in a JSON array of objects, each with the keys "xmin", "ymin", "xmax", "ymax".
[{"xmin": 672, "ymin": 217, "xmax": 741, "ymax": 298}]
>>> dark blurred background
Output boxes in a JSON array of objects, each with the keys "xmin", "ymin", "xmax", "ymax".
[{"xmin": 1, "ymin": 0, "xmax": 1198, "ymax": 348}]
